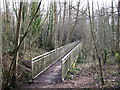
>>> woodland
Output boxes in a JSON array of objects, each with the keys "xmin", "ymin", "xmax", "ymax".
[{"xmin": 0, "ymin": 0, "xmax": 120, "ymax": 89}]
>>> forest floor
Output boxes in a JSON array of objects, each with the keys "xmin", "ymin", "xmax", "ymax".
[
  {"xmin": 20, "ymin": 58, "xmax": 120, "ymax": 89},
  {"xmin": 3, "ymin": 48, "xmax": 119, "ymax": 89},
  {"xmin": 2, "ymin": 48, "xmax": 47, "ymax": 88}
]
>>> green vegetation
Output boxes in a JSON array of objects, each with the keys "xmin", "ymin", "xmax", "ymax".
[
  {"xmin": 76, "ymin": 54, "xmax": 87, "ymax": 64},
  {"xmin": 77, "ymin": 59, "xmax": 87, "ymax": 64},
  {"xmin": 65, "ymin": 74, "xmax": 73, "ymax": 80},
  {"xmin": 65, "ymin": 57, "xmax": 82, "ymax": 80},
  {"xmin": 65, "ymin": 67, "xmax": 80, "ymax": 80},
  {"xmin": 69, "ymin": 68, "xmax": 80, "ymax": 75}
]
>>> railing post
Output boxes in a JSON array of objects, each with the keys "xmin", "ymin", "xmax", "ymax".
[{"xmin": 31, "ymin": 59, "xmax": 34, "ymax": 80}]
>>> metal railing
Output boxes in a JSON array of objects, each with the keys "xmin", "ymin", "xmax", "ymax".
[
  {"xmin": 61, "ymin": 42, "xmax": 82, "ymax": 81},
  {"xmin": 31, "ymin": 41, "xmax": 80, "ymax": 79}
]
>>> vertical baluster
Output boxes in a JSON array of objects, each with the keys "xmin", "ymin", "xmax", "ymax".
[
  {"xmin": 36, "ymin": 61, "xmax": 38, "ymax": 76},
  {"xmin": 53, "ymin": 52, "xmax": 55, "ymax": 62},
  {"xmin": 46, "ymin": 55, "xmax": 49, "ymax": 67},
  {"xmin": 68, "ymin": 56, "xmax": 70, "ymax": 69},
  {"xmin": 56, "ymin": 49, "xmax": 59, "ymax": 59},
  {"xmin": 51, "ymin": 52, "xmax": 54, "ymax": 63},
  {"xmin": 50, "ymin": 53, "xmax": 52, "ymax": 64},
  {"xmin": 36, "ymin": 62, "xmax": 38, "ymax": 76},
  {"xmin": 70, "ymin": 54, "xmax": 72, "ymax": 67},
  {"xmin": 32, "ymin": 60, "xmax": 34, "ymax": 79},
  {"xmin": 35, "ymin": 62, "xmax": 37, "ymax": 76},
  {"xmin": 41, "ymin": 58, "xmax": 43, "ymax": 71},
  {"xmin": 39, "ymin": 58, "xmax": 42, "ymax": 72},
  {"xmin": 42, "ymin": 57, "xmax": 45, "ymax": 70},
  {"xmin": 39, "ymin": 59, "xmax": 41, "ymax": 73}
]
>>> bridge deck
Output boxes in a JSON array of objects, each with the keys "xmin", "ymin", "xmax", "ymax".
[
  {"xmin": 22, "ymin": 60, "xmax": 61, "ymax": 88},
  {"xmin": 21, "ymin": 41, "xmax": 81, "ymax": 88}
]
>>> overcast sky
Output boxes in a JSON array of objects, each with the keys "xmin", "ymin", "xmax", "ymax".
[{"xmin": 0, "ymin": 0, "xmax": 119, "ymax": 12}]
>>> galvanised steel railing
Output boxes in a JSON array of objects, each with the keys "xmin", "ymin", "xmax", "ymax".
[
  {"xmin": 61, "ymin": 42, "xmax": 82, "ymax": 81},
  {"xmin": 31, "ymin": 41, "xmax": 80, "ymax": 79}
]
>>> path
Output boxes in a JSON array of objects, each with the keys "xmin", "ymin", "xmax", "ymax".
[
  {"xmin": 21, "ymin": 60, "xmax": 61, "ymax": 88},
  {"xmin": 20, "ymin": 42, "xmax": 80, "ymax": 88}
]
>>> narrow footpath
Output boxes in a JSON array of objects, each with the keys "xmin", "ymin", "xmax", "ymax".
[{"xmin": 21, "ymin": 60, "xmax": 62, "ymax": 88}]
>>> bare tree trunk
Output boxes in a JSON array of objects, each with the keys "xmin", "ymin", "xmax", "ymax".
[
  {"xmin": 117, "ymin": 1, "xmax": 120, "ymax": 53},
  {"xmin": 111, "ymin": 1, "xmax": 115, "ymax": 54},
  {"xmin": 53, "ymin": 1, "xmax": 58, "ymax": 49},
  {"xmin": 11, "ymin": 2, "xmax": 23, "ymax": 88},
  {"xmin": 58, "ymin": 2, "xmax": 62, "ymax": 46},
  {"xmin": 106, "ymin": 11, "xmax": 111, "ymax": 50},
  {"xmin": 0, "ymin": 5, "xmax": 2, "ymax": 90},
  {"xmin": 60, "ymin": 1, "xmax": 66, "ymax": 46},
  {"xmin": 117, "ymin": 1, "xmax": 120, "ymax": 85},
  {"xmin": 22, "ymin": 2, "xmax": 26, "ymax": 51},
  {"xmin": 69, "ymin": 1, "xmax": 80, "ymax": 39},
  {"xmin": 66, "ymin": 0, "xmax": 72, "ymax": 44},
  {"xmin": 88, "ymin": 1, "xmax": 105, "ymax": 85},
  {"xmin": 6, "ymin": 1, "xmax": 42, "ymax": 88},
  {"xmin": 4, "ymin": 1, "xmax": 11, "ymax": 50}
]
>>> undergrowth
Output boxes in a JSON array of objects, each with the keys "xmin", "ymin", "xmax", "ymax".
[{"xmin": 65, "ymin": 54, "xmax": 87, "ymax": 80}]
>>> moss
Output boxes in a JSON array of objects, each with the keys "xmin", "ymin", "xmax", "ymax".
[
  {"xmin": 77, "ymin": 59, "xmax": 87, "ymax": 64},
  {"xmin": 65, "ymin": 67, "xmax": 80, "ymax": 80},
  {"xmin": 69, "ymin": 68, "xmax": 79, "ymax": 75},
  {"xmin": 65, "ymin": 74, "xmax": 73, "ymax": 80}
]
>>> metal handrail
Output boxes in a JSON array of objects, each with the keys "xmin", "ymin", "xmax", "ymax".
[
  {"xmin": 31, "ymin": 41, "xmax": 80, "ymax": 79},
  {"xmin": 61, "ymin": 42, "xmax": 82, "ymax": 81},
  {"xmin": 32, "ymin": 41, "xmax": 80, "ymax": 61}
]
